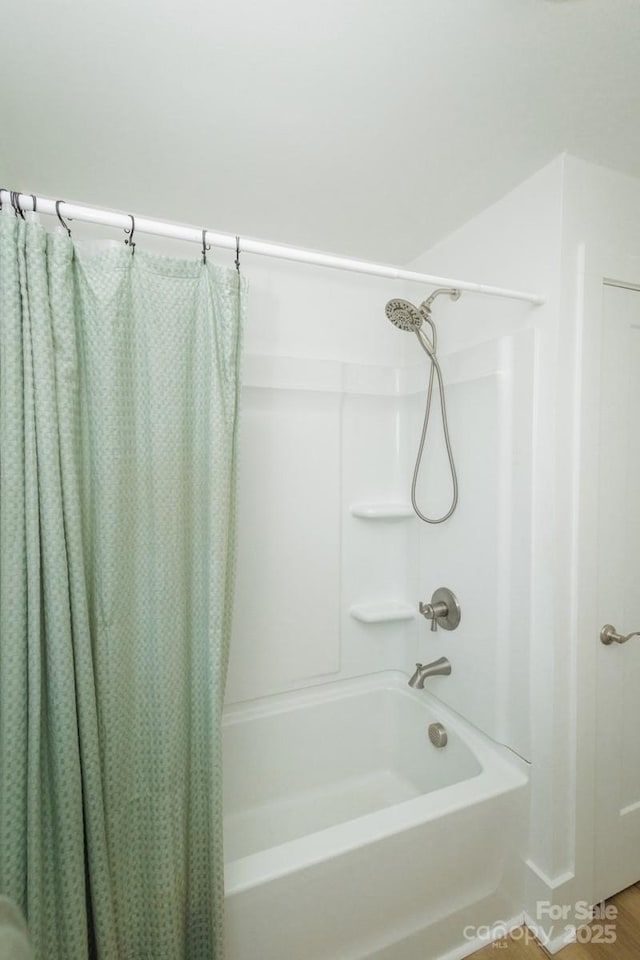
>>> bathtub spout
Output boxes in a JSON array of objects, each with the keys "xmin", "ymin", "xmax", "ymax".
[{"xmin": 408, "ymin": 657, "xmax": 451, "ymax": 689}]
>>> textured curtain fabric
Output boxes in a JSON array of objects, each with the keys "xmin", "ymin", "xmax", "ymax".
[{"xmin": 0, "ymin": 212, "xmax": 244, "ymax": 959}]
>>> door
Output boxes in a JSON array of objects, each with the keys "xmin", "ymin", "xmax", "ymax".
[{"xmin": 595, "ymin": 281, "xmax": 640, "ymax": 903}]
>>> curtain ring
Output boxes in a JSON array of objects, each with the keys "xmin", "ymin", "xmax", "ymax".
[
  {"xmin": 11, "ymin": 191, "xmax": 25, "ymax": 220},
  {"xmin": 0, "ymin": 188, "xmax": 5, "ymax": 211},
  {"xmin": 202, "ymin": 228, "xmax": 211, "ymax": 265},
  {"xmin": 235, "ymin": 235, "xmax": 241, "ymax": 274},
  {"xmin": 30, "ymin": 194, "xmax": 37, "ymax": 213},
  {"xmin": 124, "ymin": 214, "xmax": 136, "ymax": 255},
  {"xmin": 55, "ymin": 200, "xmax": 72, "ymax": 237}
]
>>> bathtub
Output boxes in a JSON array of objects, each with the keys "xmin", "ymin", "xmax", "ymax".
[{"xmin": 223, "ymin": 672, "xmax": 528, "ymax": 960}]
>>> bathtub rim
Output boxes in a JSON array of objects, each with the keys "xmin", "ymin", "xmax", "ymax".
[{"xmin": 223, "ymin": 671, "xmax": 529, "ymax": 895}]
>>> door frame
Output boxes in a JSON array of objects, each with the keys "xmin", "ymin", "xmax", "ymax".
[{"xmin": 572, "ymin": 241, "xmax": 640, "ymax": 907}]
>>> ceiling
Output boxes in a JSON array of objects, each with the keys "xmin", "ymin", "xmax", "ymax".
[{"xmin": 2, "ymin": 0, "xmax": 640, "ymax": 263}]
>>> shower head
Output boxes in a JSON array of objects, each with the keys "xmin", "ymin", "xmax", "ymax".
[
  {"xmin": 385, "ymin": 298, "xmax": 424, "ymax": 332},
  {"xmin": 386, "ymin": 289, "xmax": 462, "ymax": 334}
]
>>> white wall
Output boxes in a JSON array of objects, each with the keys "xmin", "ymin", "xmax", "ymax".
[
  {"xmin": 226, "ymin": 159, "xmax": 571, "ymax": 770},
  {"xmin": 401, "ymin": 157, "xmax": 565, "ymax": 765},
  {"xmin": 225, "ymin": 154, "xmax": 572, "ymax": 929},
  {"xmin": 546, "ymin": 156, "xmax": 640, "ymax": 942},
  {"xmin": 0, "ymin": 158, "xmax": 15, "ymax": 191},
  {"xmin": 226, "ymin": 256, "xmax": 427, "ymax": 705},
  {"xmin": 398, "ymin": 157, "xmax": 589, "ymax": 948},
  {"xmin": 224, "ymin": 160, "xmax": 570, "ymax": 891},
  {"xmin": 224, "ymin": 177, "xmax": 559, "ymax": 721},
  {"xmin": 406, "ymin": 154, "xmax": 640, "ymax": 951}
]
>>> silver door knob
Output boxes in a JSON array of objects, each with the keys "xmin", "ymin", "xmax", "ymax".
[{"xmin": 600, "ymin": 623, "xmax": 640, "ymax": 645}]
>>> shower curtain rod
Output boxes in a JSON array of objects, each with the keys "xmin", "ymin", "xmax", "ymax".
[{"xmin": 0, "ymin": 190, "xmax": 544, "ymax": 305}]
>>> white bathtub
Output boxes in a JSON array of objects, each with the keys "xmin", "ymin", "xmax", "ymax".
[{"xmin": 223, "ymin": 672, "xmax": 528, "ymax": 960}]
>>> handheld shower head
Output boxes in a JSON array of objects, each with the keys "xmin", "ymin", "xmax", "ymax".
[
  {"xmin": 383, "ymin": 287, "xmax": 461, "ymax": 525},
  {"xmin": 385, "ymin": 290, "xmax": 461, "ymax": 333},
  {"xmin": 385, "ymin": 298, "xmax": 423, "ymax": 333}
]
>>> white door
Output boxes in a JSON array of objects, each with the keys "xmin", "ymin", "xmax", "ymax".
[{"xmin": 594, "ymin": 281, "xmax": 640, "ymax": 903}]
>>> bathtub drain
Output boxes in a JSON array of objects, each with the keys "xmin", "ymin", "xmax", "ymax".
[{"xmin": 428, "ymin": 722, "xmax": 448, "ymax": 748}]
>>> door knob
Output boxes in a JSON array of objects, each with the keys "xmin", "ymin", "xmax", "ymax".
[{"xmin": 600, "ymin": 623, "xmax": 640, "ymax": 645}]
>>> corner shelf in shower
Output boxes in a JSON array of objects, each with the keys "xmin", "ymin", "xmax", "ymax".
[
  {"xmin": 349, "ymin": 602, "xmax": 417, "ymax": 624},
  {"xmin": 349, "ymin": 502, "xmax": 414, "ymax": 520}
]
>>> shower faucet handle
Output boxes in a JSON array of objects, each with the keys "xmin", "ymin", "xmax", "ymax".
[
  {"xmin": 419, "ymin": 601, "xmax": 447, "ymax": 631},
  {"xmin": 419, "ymin": 588, "xmax": 461, "ymax": 632}
]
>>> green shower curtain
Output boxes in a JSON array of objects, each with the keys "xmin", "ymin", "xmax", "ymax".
[{"xmin": 0, "ymin": 212, "xmax": 244, "ymax": 960}]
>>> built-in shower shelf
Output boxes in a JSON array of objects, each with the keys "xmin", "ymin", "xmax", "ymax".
[
  {"xmin": 350, "ymin": 502, "xmax": 414, "ymax": 520},
  {"xmin": 349, "ymin": 602, "xmax": 417, "ymax": 624}
]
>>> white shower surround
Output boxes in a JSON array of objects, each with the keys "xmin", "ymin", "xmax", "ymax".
[
  {"xmin": 229, "ymin": 336, "xmax": 534, "ymax": 758},
  {"xmin": 219, "ymin": 247, "xmax": 537, "ymax": 957},
  {"xmin": 223, "ymin": 673, "xmax": 528, "ymax": 960}
]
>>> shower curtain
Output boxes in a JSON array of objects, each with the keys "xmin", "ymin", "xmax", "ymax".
[{"xmin": 0, "ymin": 212, "xmax": 244, "ymax": 960}]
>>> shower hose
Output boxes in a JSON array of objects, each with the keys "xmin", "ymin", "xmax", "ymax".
[{"xmin": 411, "ymin": 315, "xmax": 458, "ymax": 523}]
